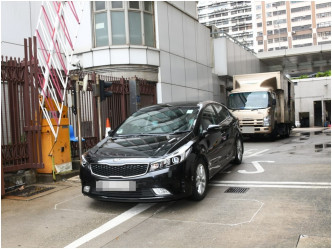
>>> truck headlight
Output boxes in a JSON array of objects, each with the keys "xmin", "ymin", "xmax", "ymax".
[
  {"xmin": 263, "ymin": 116, "xmax": 271, "ymax": 127},
  {"xmin": 149, "ymin": 141, "xmax": 193, "ymax": 172}
]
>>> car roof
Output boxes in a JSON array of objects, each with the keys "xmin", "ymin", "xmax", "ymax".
[{"xmin": 158, "ymin": 100, "xmax": 222, "ymax": 107}]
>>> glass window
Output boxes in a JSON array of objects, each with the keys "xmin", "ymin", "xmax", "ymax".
[
  {"xmin": 111, "ymin": 11, "xmax": 126, "ymax": 45},
  {"xmin": 112, "ymin": 1, "xmax": 123, "ymax": 8},
  {"xmin": 129, "ymin": 12, "xmax": 142, "ymax": 45},
  {"xmin": 144, "ymin": 13, "xmax": 154, "ymax": 47},
  {"xmin": 213, "ymin": 104, "xmax": 229, "ymax": 123},
  {"xmin": 95, "ymin": 1, "xmax": 105, "ymax": 11},
  {"xmin": 144, "ymin": 1, "xmax": 153, "ymax": 12},
  {"xmin": 93, "ymin": 1, "xmax": 155, "ymax": 47},
  {"xmin": 129, "ymin": 1, "xmax": 140, "ymax": 9},
  {"xmin": 95, "ymin": 12, "xmax": 109, "ymax": 47},
  {"xmin": 200, "ymin": 105, "xmax": 218, "ymax": 131}
]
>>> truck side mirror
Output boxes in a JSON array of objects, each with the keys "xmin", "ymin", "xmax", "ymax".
[{"xmin": 272, "ymin": 99, "xmax": 276, "ymax": 106}]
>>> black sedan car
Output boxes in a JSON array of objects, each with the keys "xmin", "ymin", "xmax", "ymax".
[{"xmin": 80, "ymin": 101, "xmax": 243, "ymax": 202}]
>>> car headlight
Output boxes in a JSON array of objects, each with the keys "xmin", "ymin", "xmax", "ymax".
[
  {"xmin": 149, "ymin": 141, "xmax": 193, "ymax": 172},
  {"xmin": 81, "ymin": 153, "xmax": 89, "ymax": 167},
  {"xmin": 263, "ymin": 116, "xmax": 271, "ymax": 127}
]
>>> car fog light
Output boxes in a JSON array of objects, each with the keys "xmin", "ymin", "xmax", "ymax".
[
  {"xmin": 152, "ymin": 188, "xmax": 171, "ymax": 196},
  {"xmin": 83, "ymin": 186, "xmax": 90, "ymax": 193}
]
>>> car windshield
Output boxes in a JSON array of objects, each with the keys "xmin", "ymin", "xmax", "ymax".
[
  {"xmin": 114, "ymin": 105, "xmax": 199, "ymax": 136},
  {"xmin": 228, "ymin": 91, "xmax": 271, "ymax": 110}
]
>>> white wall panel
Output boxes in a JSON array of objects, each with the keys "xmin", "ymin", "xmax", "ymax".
[
  {"xmin": 185, "ymin": 59, "xmax": 198, "ymax": 89},
  {"xmin": 183, "ymin": 15, "xmax": 197, "ymax": 62},
  {"xmin": 170, "ymin": 54, "xmax": 185, "ymax": 86},
  {"xmin": 171, "ymin": 85, "xmax": 187, "ymax": 102},
  {"xmin": 147, "ymin": 49, "xmax": 160, "ymax": 66},
  {"xmin": 196, "ymin": 24, "xmax": 208, "ymax": 66},
  {"xmin": 197, "ymin": 64, "xmax": 209, "ymax": 90},
  {"xmin": 184, "ymin": 2, "xmax": 197, "ymax": 19},
  {"xmin": 186, "ymin": 88, "xmax": 199, "ymax": 102},
  {"xmin": 156, "ymin": 2, "xmax": 169, "ymax": 52},
  {"xmin": 198, "ymin": 90, "xmax": 212, "ymax": 101},
  {"xmin": 168, "ymin": 7, "xmax": 184, "ymax": 57},
  {"xmin": 130, "ymin": 48, "xmax": 147, "ymax": 64},
  {"xmin": 169, "ymin": 1, "xmax": 185, "ymax": 12},
  {"xmin": 159, "ymin": 51, "xmax": 171, "ymax": 84},
  {"xmin": 82, "ymin": 52, "xmax": 93, "ymax": 68},
  {"xmin": 93, "ymin": 49, "xmax": 110, "ymax": 66},
  {"xmin": 110, "ymin": 48, "xmax": 130, "ymax": 64},
  {"xmin": 158, "ymin": 83, "xmax": 172, "ymax": 103}
]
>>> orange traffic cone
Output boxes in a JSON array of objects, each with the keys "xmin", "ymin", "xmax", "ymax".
[{"xmin": 105, "ymin": 118, "xmax": 111, "ymax": 137}]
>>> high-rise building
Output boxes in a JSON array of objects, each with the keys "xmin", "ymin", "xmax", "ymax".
[
  {"xmin": 253, "ymin": 1, "xmax": 331, "ymax": 52},
  {"xmin": 198, "ymin": 1, "xmax": 331, "ymax": 53},
  {"xmin": 197, "ymin": 1, "xmax": 254, "ymax": 49}
]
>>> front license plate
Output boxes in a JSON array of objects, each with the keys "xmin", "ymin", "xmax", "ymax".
[
  {"xmin": 242, "ymin": 126, "xmax": 255, "ymax": 133},
  {"xmin": 96, "ymin": 181, "xmax": 136, "ymax": 192}
]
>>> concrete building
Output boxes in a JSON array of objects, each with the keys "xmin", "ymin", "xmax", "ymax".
[
  {"xmin": 253, "ymin": 1, "xmax": 331, "ymax": 52},
  {"xmin": 198, "ymin": 1, "xmax": 331, "ymax": 53},
  {"xmin": 293, "ymin": 77, "xmax": 331, "ymax": 127},
  {"xmin": 197, "ymin": 1, "xmax": 254, "ymax": 49}
]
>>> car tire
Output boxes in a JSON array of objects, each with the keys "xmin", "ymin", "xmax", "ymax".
[
  {"xmin": 191, "ymin": 160, "xmax": 208, "ymax": 201},
  {"xmin": 232, "ymin": 137, "xmax": 243, "ymax": 164}
]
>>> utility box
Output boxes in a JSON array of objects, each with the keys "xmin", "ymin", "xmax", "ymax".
[
  {"xmin": 37, "ymin": 118, "xmax": 72, "ymax": 174},
  {"xmin": 129, "ymin": 78, "xmax": 141, "ymax": 114}
]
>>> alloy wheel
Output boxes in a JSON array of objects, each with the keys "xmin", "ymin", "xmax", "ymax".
[{"xmin": 196, "ymin": 164, "xmax": 206, "ymax": 195}]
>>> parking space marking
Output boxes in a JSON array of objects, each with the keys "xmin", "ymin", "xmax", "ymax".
[
  {"xmin": 238, "ymin": 161, "xmax": 275, "ymax": 174},
  {"xmin": 210, "ymin": 180, "xmax": 331, "ymax": 189},
  {"xmin": 244, "ymin": 149, "xmax": 270, "ymax": 158},
  {"xmin": 64, "ymin": 203, "xmax": 155, "ymax": 248}
]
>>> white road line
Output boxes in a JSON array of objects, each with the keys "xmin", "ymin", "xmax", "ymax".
[
  {"xmin": 211, "ymin": 180, "xmax": 331, "ymax": 186},
  {"xmin": 64, "ymin": 203, "xmax": 155, "ymax": 248},
  {"xmin": 244, "ymin": 149, "xmax": 270, "ymax": 158},
  {"xmin": 210, "ymin": 180, "xmax": 331, "ymax": 189}
]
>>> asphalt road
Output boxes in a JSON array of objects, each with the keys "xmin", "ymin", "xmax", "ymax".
[{"xmin": 1, "ymin": 128, "xmax": 331, "ymax": 248}]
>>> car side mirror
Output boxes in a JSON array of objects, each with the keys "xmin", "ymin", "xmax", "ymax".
[
  {"xmin": 206, "ymin": 124, "xmax": 221, "ymax": 132},
  {"xmin": 108, "ymin": 130, "xmax": 114, "ymax": 137}
]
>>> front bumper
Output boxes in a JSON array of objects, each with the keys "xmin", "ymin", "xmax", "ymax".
[
  {"xmin": 79, "ymin": 161, "xmax": 191, "ymax": 202},
  {"xmin": 241, "ymin": 126, "xmax": 272, "ymax": 135}
]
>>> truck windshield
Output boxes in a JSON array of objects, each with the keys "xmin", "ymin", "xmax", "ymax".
[{"xmin": 228, "ymin": 91, "xmax": 271, "ymax": 110}]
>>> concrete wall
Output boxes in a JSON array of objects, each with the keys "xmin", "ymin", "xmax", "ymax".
[
  {"xmin": 293, "ymin": 77, "xmax": 331, "ymax": 127},
  {"xmin": 156, "ymin": 1, "xmax": 215, "ymax": 103},
  {"xmin": 213, "ymin": 37, "xmax": 266, "ymax": 77}
]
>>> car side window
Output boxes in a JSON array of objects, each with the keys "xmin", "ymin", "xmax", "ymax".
[
  {"xmin": 200, "ymin": 105, "xmax": 218, "ymax": 132},
  {"xmin": 213, "ymin": 104, "xmax": 230, "ymax": 124}
]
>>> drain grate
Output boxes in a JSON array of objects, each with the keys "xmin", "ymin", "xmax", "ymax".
[
  {"xmin": 225, "ymin": 187, "xmax": 249, "ymax": 194},
  {"xmin": 6, "ymin": 185, "xmax": 55, "ymax": 197}
]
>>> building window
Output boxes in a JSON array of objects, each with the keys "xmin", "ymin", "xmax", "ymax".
[
  {"xmin": 317, "ymin": 12, "xmax": 331, "ymax": 18},
  {"xmin": 291, "ymin": 6, "xmax": 311, "ymax": 13},
  {"xmin": 267, "ymin": 12, "xmax": 272, "ymax": 17},
  {"xmin": 256, "ymin": 14, "xmax": 261, "ymax": 19},
  {"xmin": 268, "ymin": 39, "xmax": 273, "ymax": 44},
  {"xmin": 257, "ymin": 23, "xmax": 262, "ymax": 27},
  {"xmin": 318, "ymin": 31, "xmax": 331, "ymax": 37},
  {"xmin": 292, "ymin": 24, "xmax": 311, "ymax": 31},
  {"xmin": 267, "ymin": 30, "xmax": 273, "ymax": 35},
  {"xmin": 267, "ymin": 21, "xmax": 272, "ymax": 26},
  {"xmin": 93, "ymin": 1, "xmax": 155, "ymax": 48},
  {"xmin": 258, "ymin": 40, "xmax": 263, "ymax": 45},
  {"xmin": 317, "ymin": 21, "xmax": 331, "ymax": 28},
  {"xmin": 291, "ymin": 15, "xmax": 311, "ymax": 22},
  {"xmin": 273, "ymin": 10, "xmax": 286, "ymax": 16},
  {"xmin": 257, "ymin": 32, "xmax": 263, "ymax": 37},
  {"xmin": 293, "ymin": 34, "xmax": 312, "ymax": 40},
  {"xmin": 316, "ymin": 2, "xmax": 331, "ymax": 9}
]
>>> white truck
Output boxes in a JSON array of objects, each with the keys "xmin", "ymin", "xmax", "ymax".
[{"xmin": 227, "ymin": 72, "xmax": 295, "ymax": 139}]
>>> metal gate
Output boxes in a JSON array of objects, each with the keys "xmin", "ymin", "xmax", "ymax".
[
  {"xmin": 1, "ymin": 38, "xmax": 43, "ymax": 174},
  {"xmin": 69, "ymin": 74, "xmax": 157, "ymax": 158}
]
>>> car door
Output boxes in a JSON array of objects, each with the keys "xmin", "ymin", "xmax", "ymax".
[
  {"xmin": 198, "ymin": 105, "xmax": 224, "ymax": 177},
  {"xmin": 212, "ymin": 104, "xmax": 234, "ymax": 165}
]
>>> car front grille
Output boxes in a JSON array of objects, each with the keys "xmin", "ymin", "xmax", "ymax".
[
  {"xmin": 240, "ymin": 119, "xmax": 263, "ymax": 126},
  {"xmin": 90, "ymin": 164, "xmax": 149, "ymax": 178}
]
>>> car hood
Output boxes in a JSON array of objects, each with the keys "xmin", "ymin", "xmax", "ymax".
[{"xmin": 86, "ymin": 133, "xmax": 189, "ymax": 162}]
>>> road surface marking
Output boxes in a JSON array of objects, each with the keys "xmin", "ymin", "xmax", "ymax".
[
  {"xmin": 238, "ymin": 161, "xmax": 275, "ymax": 174},
  {"xmin": 210, "ymin": 180, "xmax": 331, "ymax": 189},
  {"xmin": 244, "ymin": 149, "xmax": 270, "ymax": 158},
  {"xmin": 64, "ymin": 203, "xmax": 155, "ymax": 248}
]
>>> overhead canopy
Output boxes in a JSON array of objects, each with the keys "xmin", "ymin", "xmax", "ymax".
[{"xmin": 256, "ymin": 44, "xmax": 331, "ymax": 77}]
